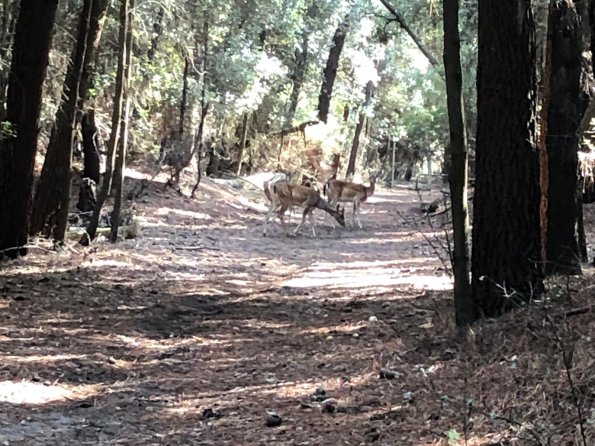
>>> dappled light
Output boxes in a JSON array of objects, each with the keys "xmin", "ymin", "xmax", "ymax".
[{"xmin": 0, "ymin": 381, "xmax": 99, "ymax": 405}]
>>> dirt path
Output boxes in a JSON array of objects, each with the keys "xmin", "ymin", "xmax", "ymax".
[{"xmin": 3, "ymin": 175, "xmax": 590, "ymax": 445}]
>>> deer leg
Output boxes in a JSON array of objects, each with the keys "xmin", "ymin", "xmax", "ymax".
[
  {"xmin": 308, "ymin": 209, "xmax": 317, "ymax": 237},
  {"xmin": 263, "ymin": 204, "xmax": 278, "ymax": 236},
  {"xmin": 328, "ymin": 199, "xmax": 338, "ymax": 228},
  {"xmin": 293, "ymin": 207, "xmax": 311, "ymax": 236},
  {"xmin": 354, "ymin": 199, "xmax": 363, "ymax": 229}
]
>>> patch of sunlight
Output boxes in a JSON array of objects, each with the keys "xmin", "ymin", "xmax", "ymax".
[
  {"xmin": 296, "ymin": 322, "xmax": 366, "ymax": 336},
  {"xmin": 344, "ymin": 235, "xmax": 420, "ymax": 245},
  {"xmin": 282, "ymin": 271, "xmax": 451, "ymax": 291},
  {"xmin": 0, "ymin": 381, "xmax": 99, "ymax": 405},
  {"xmin": 164, "ymin": 371, "xmax": 377, "ymax": 415},
  {"xmin": 311, "ymin": 258, "xmax": 428, "ymax": 269},
  {"xmin": 87, "ymin": 259, "xmax": 133, "ymax": 268},
  {"xmin": 3, "ymin": 354, "xmax": 83, "ymax": 364},
  {"xmin": 155, "ymin": 207, "xmax": 211, "ymax": 220}
]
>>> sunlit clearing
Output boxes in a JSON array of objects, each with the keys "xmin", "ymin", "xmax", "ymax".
[
  {"xmin": 0, "ymin": 381, "xmax": 99, "ymax": 405},
  {"xmin": 3, "ymin": 354, "xmax": 83, "ymax": 364},
  {"xmin": 87, "ymin": 259, "xmax": 133, "ymax": 268},
  {"xmin": 155, "ymin": 207, "xmax": 211, "ymax": 219},
  {"xmin": 282, "ymin": 271, "xmax": 451, "ymax": 291}
]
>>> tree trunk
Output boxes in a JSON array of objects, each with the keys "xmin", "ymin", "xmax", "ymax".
[
  {"xmin": 0, "ymin": 0, "xmax": 59, "ymax": 259},
  {"xmin": 191, "ymin": 20, "xmax": 210, "ymax": 197},
  {"xmin": 317, "ymin": 20, "xmax": 348, "ymax": 123},
  {"xmin": 179, "ymin": 56, "xmax": 189, "ymax": 136},
  {"xmin": 545, "ymin": 0, "xmax": 583, "ymax": 275},
  {"xmin": 236, "ymin": 112, "xmax": 249, "ymax": 175},
  {"xmin": 29, "ymin": 0, "xmax": 109, "ymax": 241},
  {"xmin": 346, "ymin": 81, "xmax": 374, "ymax": 177},
  {"xmin": 472, "ymin": 0, "xmax": 543, "ymax": 318},
  {"xmin": 443, "ymin": 0, "xmax": 473, "ymax": 326},
  {"xmin": 81, "ymin": 0, "xmax": 129, "ymax": 245},
  {"xmin": 110, "ymin": 0, "xmax": 134, "ymax": 242}
]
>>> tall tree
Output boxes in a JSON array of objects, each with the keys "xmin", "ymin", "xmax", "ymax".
[
  {"xmin": 545, "ymin": 0, "xmax": 583, "ymax": 275},
  {"xmin": 443, "ymin": 0, "xmax": 473, "ymax": 326},
  {"xmin": 346, "ymin": 81, "xmax": 374, "ymax": 177},
  {"xmin": 29, "ymin": 0, "xmax": 109, "ymax": 242},
  {"xmin": 317, "ymin": 19, "xmax": 349, "ymax": 123},
  {"xmin": 472, "ymin": 0, "xmax": 543, "ymax": 317},
  {"xmin": 82, "ymin": 0, "xmax": 130, "ymax": 245},
  {"xmin": 0, "ymin": 0, "xmax": 59, "ymax": 259}
]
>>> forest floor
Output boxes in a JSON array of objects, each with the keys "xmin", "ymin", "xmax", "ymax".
[{"xmin": 0, "ymin": 168, "xmax": 594, "ymax": 446}]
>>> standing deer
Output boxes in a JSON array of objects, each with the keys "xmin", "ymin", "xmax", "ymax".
[
  {"xmin": 323, "ymin": 174, "xmax": 377, "ymax": 229},
  {"xmin": 263, "ymin": 181, "xmax": 345, "ymax": 237}
]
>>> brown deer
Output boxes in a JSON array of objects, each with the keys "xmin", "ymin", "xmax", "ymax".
[
  {"xmin": 263, "ymin": 181, "xmax": 345, "ymax": 237},
  {"xmin": 323, "ymin": 174, "xmax": 377, "ymax": 229}
]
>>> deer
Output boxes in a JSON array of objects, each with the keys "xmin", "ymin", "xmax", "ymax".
[
  {"xmin": 323, "ymin": 174, "xmax": 377, "ymax": 229},
  {"xmin": 263, "ymin": 180, "xmax": 345, "ymax": 237}
]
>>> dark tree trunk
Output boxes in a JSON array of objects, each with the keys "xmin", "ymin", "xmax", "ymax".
[
  {"xmin": 179, "ymin": 56, "xmax": 189, "ymax": 136},
  {"xmin": 545, "ymin": 0, "xmax": 583, "ymax": 275},
  {"xmin": 443, "ymin": 0, "xmax": 473, "ymax": 326},
  {"xmin": 317, "ymin": 20, "xmax": 348, "ymax": 123},
  {"xmin": 346, "ymin": 81, "xmax": 374, "ymax": 177},
  {"xmin": 472, "ymin": 0, "xmax": 543, "ymax": 318},
  {"xmin": 0, "ymin": 0, "xmax": 59, "ymax": 259},
  {"xmin": 191, "ymin": 20, "xmax": 210, "ymax": 198},
  {"xmin": 29, "ymin": 0, "xmax": 109, "ymax": 241},
  {"xmin": 81, "ymin": 111, "xmax": 101, "ymax": 184},
  {"xmin": 81, "ymin": 0, "xmax": 129, "ymax": 245},
  {"xmin": 236, "ymin": 112, "xmax": 249, "ymax": 175},
  {"xmin": 110, "ymin": 0, "xmax": 134, "ymax": 242}
]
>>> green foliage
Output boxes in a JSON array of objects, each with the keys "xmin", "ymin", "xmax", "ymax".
[{"xmin": 34, "ymin": 0, "xmax": 479, "ymax": 173}]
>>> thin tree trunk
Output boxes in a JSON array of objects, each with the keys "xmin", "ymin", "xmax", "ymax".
[
  {"xmin": 179, "ymin": 56, "xmax": 189, "ymax": 136},
  {"xmin": 81, "ymin": 0, "xmax": 129, "ymax": 245},
  {"xmin": 191, "ymin": 20, "xmax": 210, "ymax": 197},
  {"xmin": 285, "ymin": 32, "xmax": 308, "ymax": 129},
  {"xmin": 346, "ymin": 81, "xmax": 374, "ymax": 177},
  {"xmin": 30, "ymin": 0, "xmax": 109, "ymax": 241},
  {"xmin": 443, "ymin": 0, "xmax": 473, "ymax": 326},
  {"xmin": 110, "ymin": 0, "xmax": 134, "ymax": 242},
  {"xmin": 0, "ymin": 0, "xmax": 59, "ymax": 259},
  {"xmin": 236, "ymin": 112, "xmax": 249, "ymax": 175},
  {"xmin": 317, "ymin": 19, "xmax": 348, "ymax": 123}
]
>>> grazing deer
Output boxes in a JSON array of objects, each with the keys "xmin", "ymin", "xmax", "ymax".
[
  {"xmin": 263, "ymin": 181, "xmax": 345, "ymax": 237},
  {"xmin": 323, "ymin": 174, "xmax": 377, "ymax": 229}
]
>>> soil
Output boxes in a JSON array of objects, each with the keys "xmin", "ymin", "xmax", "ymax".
[{"xmin": 0, "ymin": 170, "xmax": 593, "ymax": 446}]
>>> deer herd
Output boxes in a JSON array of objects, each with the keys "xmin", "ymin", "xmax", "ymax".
[{"xmin": 262, "ymin": 174, "xmax": 377, "ymax": 237}]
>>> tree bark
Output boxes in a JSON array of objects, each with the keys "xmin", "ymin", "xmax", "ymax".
[
  {"xmin": 545, "ymin": 0, "xmax": 583, "ymax": 275},
  {"xmin": 443, "ymin": 0, "xmax": 473, "ymax": 326},
  {"xmin": 110, "ymin": 0, "xmax": 134, "ymax": 242},
  {"xmin": 179, "ymin": 56, "xmax": 189, "ymax": 136},
  {"xmin": 0, "ymin": 0, "xmax": 59, "ymax": 259},
  {"xmin": 472, "ymin": 0, "xmax": 543, "ymax": 318},
  {"xmin": 81, "ymin": 0, "xmax": 129, "ymax": 245},
  {"xmin": 236, "ymin": 112, "xmax": 250, "ymax": 176},
  {"xmin": 317, "ymin": 20, "xmax": 348, "ymax": 123},
  {"xmin": 285, "ymin": 32, "xmax": 309, "ymax": 129},
  {"xmin": 29, "ymin": 0, "xmax": 109, "ymax": 241},
  {"xmin": 346, "ymin": 81, "xmax": 374, "ymax": 177},
  {"xmin": 191, "ymin": 20, "xmax": 210, "ymax": 197}
]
